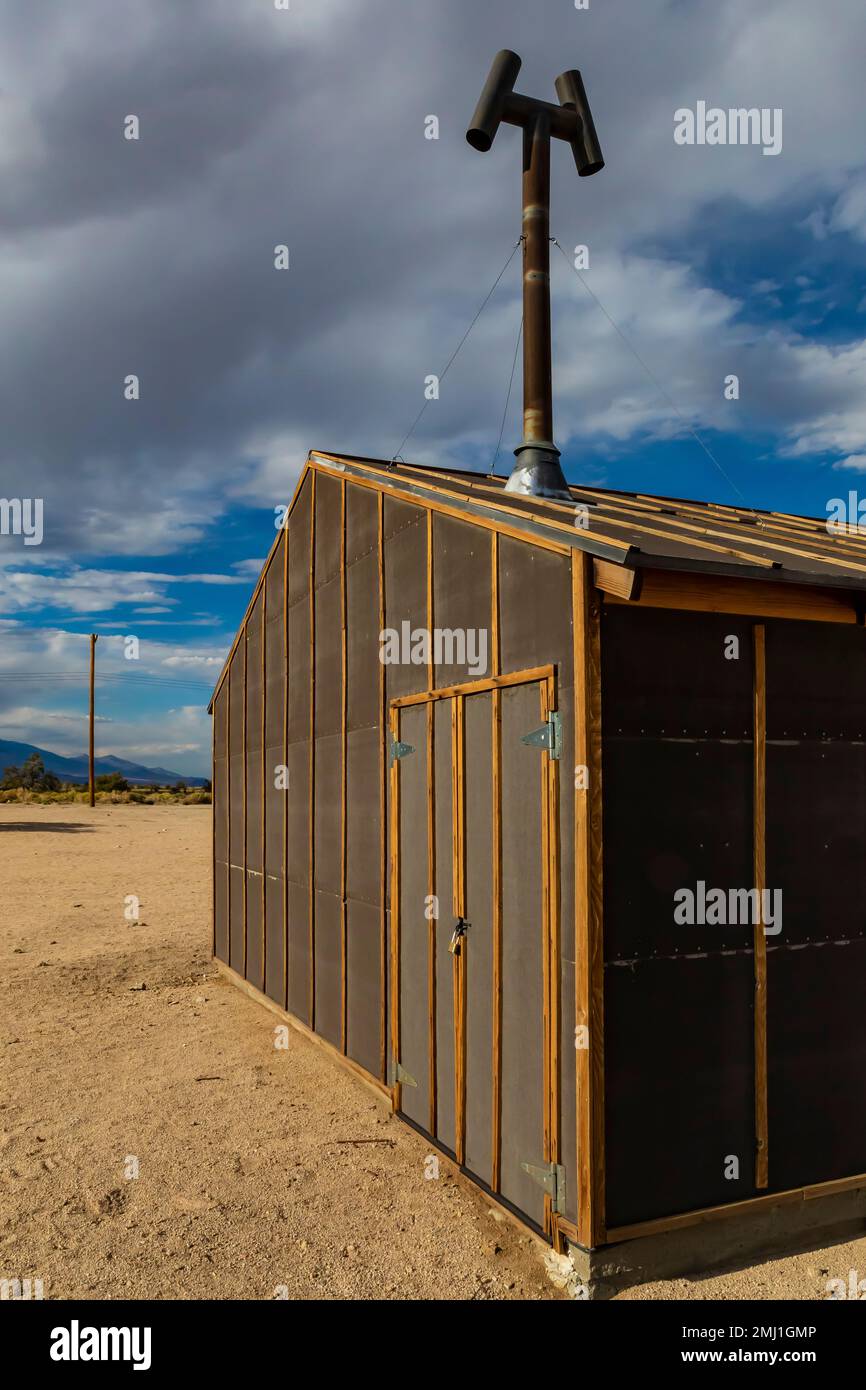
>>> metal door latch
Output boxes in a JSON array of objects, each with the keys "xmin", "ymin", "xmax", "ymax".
[{"xmin": 448, "ymin": 918, "xmax": 469, "ymax": 955}]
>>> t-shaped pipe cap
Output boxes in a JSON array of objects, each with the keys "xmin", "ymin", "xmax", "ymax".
[
  {"xmin": 466, "ymin": 50, "xmax": 522, "ymax": 151},
  {"xmin": 555, "ymin": 69, "xmax": 604, "ymax": 176}
]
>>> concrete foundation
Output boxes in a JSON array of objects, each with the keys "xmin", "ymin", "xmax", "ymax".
[{"xmin": 566, "ymin": 1186, "xmax": 866, "ymax": 1299}]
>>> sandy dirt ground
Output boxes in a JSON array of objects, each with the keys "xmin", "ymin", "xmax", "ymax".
[
  {"xmin": 2, "ymin": 803, "xmax": 863, "ymax": 1303},
  {"xmin": 1, "ymin": 803, "xmax": 557, "ymax": 1301}
]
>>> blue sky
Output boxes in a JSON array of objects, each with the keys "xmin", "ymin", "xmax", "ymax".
[{"xmin": 1, "ymin": 0, "xmax": 866, "ymax": 776}]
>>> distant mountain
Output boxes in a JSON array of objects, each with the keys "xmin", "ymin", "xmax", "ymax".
[{"xmin": 0, "ymin": 738, "xmax": 208, "ymax": 787}]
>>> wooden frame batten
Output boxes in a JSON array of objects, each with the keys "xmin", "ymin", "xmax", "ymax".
[
  {"xmin": 574, "ymin": 553, "xmax": 605, "ymax": 1246},
  {"xmin": 753, "ymin": 623, "xmax": 769, "ymax": 1189}
]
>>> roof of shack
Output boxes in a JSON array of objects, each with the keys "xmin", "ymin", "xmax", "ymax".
[
  {"xmin": 316, "ymin": 451, "xmax": 866, "ymax": 590},
  {"xmin": 208, "ymin": 449, "xmax": 866, "ymax": 709}
]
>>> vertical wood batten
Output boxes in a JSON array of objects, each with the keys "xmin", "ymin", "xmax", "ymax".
[
  {"xmin": 378, "ymin": 490, "xmax": 388, "ymax": 1083},
  {"xmin": 490, "ymin": 534, "xmax": 503, "ymax": 1192},
  {"xmin": 389, "ymin": 701, "xmax": 401, "ymax": 1110},
  {"xmin": 573, "ymin": 552, "xmax": 605, "ymax": 1247},
  {"xmin": 283, "ymin": 523, "xmax": 289, "ymax": 1010},
  {"xmin": 540, "ymin": 676, "xmax": 552, "ymax": 1236},
  {"xmin": 211, "ymin": 700, "xmax": 216, "ymax": 957},
  {"xmin": 457, "ymin": 699, "xmax": 466, "ymax": 914},
  {"xmin": 546, "ymin": 668, "xmax": 561, "ymax": 1238},
  {"xmin": 225, "ymin": 676, "xmax": 231, "ymax": 967},
  {"xmin": 753, "ymin": 623, "xmax": 769, "ymax": 1189},
  {"xmin": 426, "ymin": 510, "xmax": 437, "ymax": 1134},
  {"xmin": 340, "ymin": 481, "xmax": 348, "ymax": 1054},
  {"xmin": 261, "ymin": 582, "xmax": 267, "ymax": 996},
  {"xmin": 453, "ymin": 694, "xmax": 467, "ymax": 1166},
  {"xmin": 308, "ymin": 471, "xmax": 317, "ymax": 1028},
  {"xmin": 242, "ymin": 622, "xmax": 248, "ymax": 978}
]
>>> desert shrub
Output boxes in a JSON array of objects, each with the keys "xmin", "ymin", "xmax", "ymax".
[
  {"xmin": 95, "ymin": 772, "xmax": 129, "ymax": 792},
  {"xmin": 1, "ymin": 754, "xmax": 62, "ymax": 792}
]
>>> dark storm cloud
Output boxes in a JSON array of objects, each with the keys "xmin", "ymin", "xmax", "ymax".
[{"xmin": 1, "ymin": 0, "xmax": 866, "ymax": 560}]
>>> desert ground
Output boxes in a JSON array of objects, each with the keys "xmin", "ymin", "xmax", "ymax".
[{"xmin": 1, "ymin": 802, "xmax": 863, "ymax": 1302}]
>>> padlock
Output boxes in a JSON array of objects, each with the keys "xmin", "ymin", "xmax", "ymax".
[{"xmin": 448, "ymin": 918, "xmax": 468, "ymax": 955}]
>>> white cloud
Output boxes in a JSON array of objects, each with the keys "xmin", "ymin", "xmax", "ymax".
[
  {"xmin": 829, "ymin": 175, "xmax": 866, "ymax": 242},
  {"xmin": 161, "ymin": 654, "xmax": 224, "ymax": 669},
  {"xmin": 231, "ymin": 557, "xmax": 269, "ymax": 577},
  {"xmin": 0, "ymin": 705, "xmax": 94, "ymax": 729},
  {"xmin": 0, "ymin": 564, "xmax": 250, "ymax": 616},
  {"xmin": 774, "ymin": 340, "xmax": 866, "ymax": 461}
]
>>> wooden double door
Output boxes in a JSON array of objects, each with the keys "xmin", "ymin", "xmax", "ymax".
[{"xmin": 389, "ymin": 668, "xmax": 560, "ymax": 1234}]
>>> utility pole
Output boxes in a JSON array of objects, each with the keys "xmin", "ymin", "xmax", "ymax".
[
  {"xmin": 89, "ymin": 633, "xmax": 98, "ymax": 807},
  {"xmin": 467, "ymin": 51, "xmax": 604, "ymax": 499}
]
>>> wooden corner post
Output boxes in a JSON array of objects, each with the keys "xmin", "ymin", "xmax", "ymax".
[
  {"xmin": 753, "ymin": 623, "xmax": 769, "ymax": 1189},
  {"xmin": 573, "ymin": 551, "xmax": 605, "ymax": 1247}
]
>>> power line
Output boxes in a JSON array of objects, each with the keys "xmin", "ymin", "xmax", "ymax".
[
  {"xmin": 550, "ymin": 237, "xmax": 749, "ymax": 507},
  {"xmin": 392, "ymin": 237, "xmax": 523, "ymax": 462},
  {"xmin": 491, "ymin": 313, "xmax": 523, "ymax": 475},
  {"xmin": 0, "ymin": 671, "xmax": 214, "ymax": 689}
]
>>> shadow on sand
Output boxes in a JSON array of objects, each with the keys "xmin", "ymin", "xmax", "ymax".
[{"xmin": 0, "ymin": 821, "xmax": 94, "ymax": 833}]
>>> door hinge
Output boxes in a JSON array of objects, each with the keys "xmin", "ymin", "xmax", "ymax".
[
  {"xmin": 388, "ymin": 735, "xmax": 415, "ymax": 767},
  {"xmin": 388, "ymin": 1059, "xmax": 418, "ymax": 1088},
  {"xmin": 520, "ymin": 1160, "xmax": 566, "ymax": 1213},
  {"xmin": 521, "ymin": 710, "xmax": 561, "ymax": 760}
]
